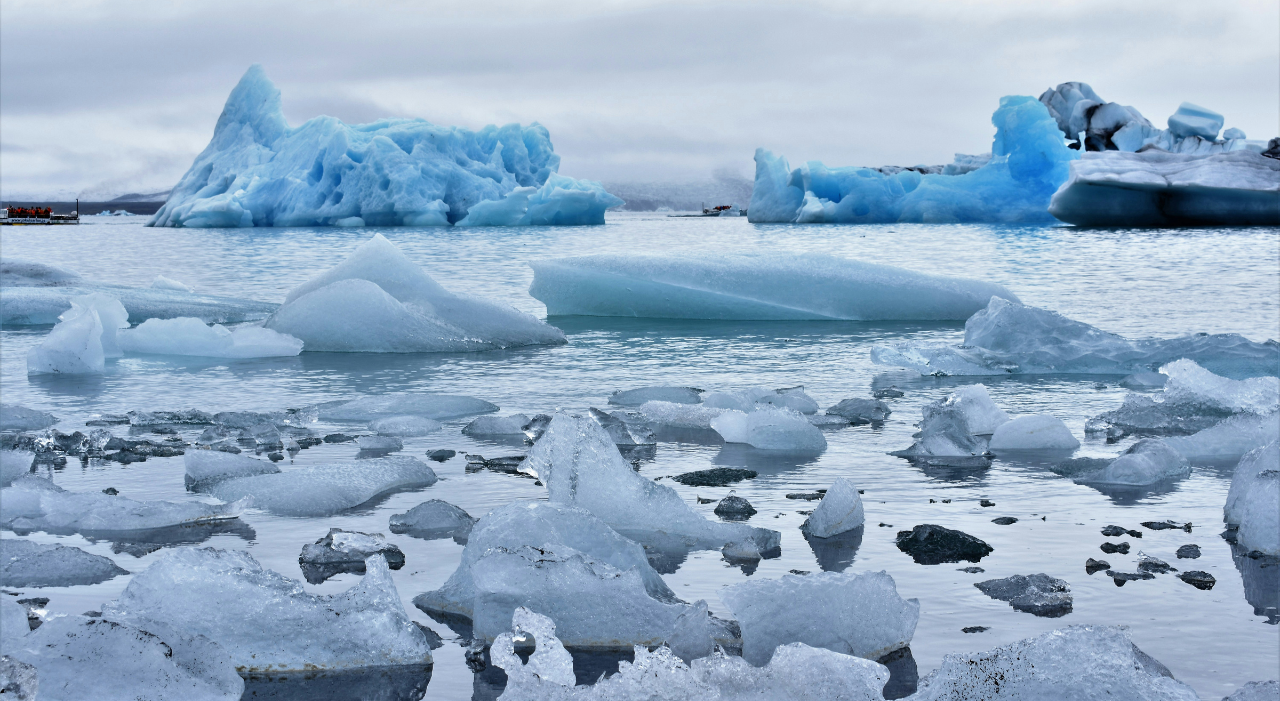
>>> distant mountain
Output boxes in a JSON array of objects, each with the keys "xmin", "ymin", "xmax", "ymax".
[
  {"xmin": 108, "ymin": 190, "xmax": 171, "ymax": 203},
  {"xmin": 603, "ymin": 173, "xmax": 753, "ymax": 212}
]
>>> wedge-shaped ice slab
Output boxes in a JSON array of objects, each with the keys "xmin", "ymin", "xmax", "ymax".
[
  {"xmin": 4, "ymin": 615, "xmax": 244, "ymax": 701},
  {"xmin": 184, "ymin": 450, "xmax": 280, "ymax": 487},
  {"xmin": 103, "ymin": 547, "xmax": 432, "ymax": 673},
  {"xmin": 204, "ymin": 456, "xmax": 437, "ymax": 517},
  {"xmin": 873, "ymin": 297, "xmax": 1279, "ymax": 379},
  {"xmin": 264, "ymin": 234, "xmax": 564, "ymax": 352},
  {"xmin": 319, "ymin": 393, "xmax": 498, "ymax": 421},
  {"xmin": 530, "ymin": 253, "xmax": 1019, "ymax": 320},
  {"xmin": 119, "ymin": 318, "xmax": 302, "ymax": 357},
  {"xmin": 523, "ymin": 413, "xmax": 780, "ymax": 551},
  {"xmin": 0, "ymin": 404, "xmax": 58, "ymax": 432},
  {"xmin": 0, "ymin": 537, "xmax": 128, "ymax": 587},
  {"xmin": 150, "ymin": 65, "xmax": 617, "ymax": 228},
  {"xmin": 25, "ymin": 298, "xmax": 106, "ymax": 375},
  {"xmin": 1161, "ymin": 359, "xmax": 1280, "ymax": 414},
  {"xmin": 389, "ymin": 499, "xmax": 475, "ymax": 540},
  {"xmin": 462, "ymin": 414, "xmax": 530, "ymax": 437},
  {"xmin": 909, "ymin": 625, "xmax": 1198, "ymax": 700},
  {"xmin": 1049, "ymin": 150, "xmax": 1280, "ymax": 227},
  {"xmin": 710, "ymin": 407, "xmax": 826, "ymax": 452},
  {"xmin": 0, "ymin": 476, "xmax": 243, "ymax": 536},
  {"xmin": 721, "ymin": 570, "xmax": 918, "ymax": 665},
  {"xmin": 1225, "ymin": 441, "xmax": 1279, "ymax": 556},
  {"xmin": 0, "ymin": 450, "xmax": 34, "ymax": 487},
  {"xmin": 802, "ymin": 478, "xmax": 865, "ymax": 538},
  {"xmin": 989, "ymin": 415, "xmax": 1079, "ymax": 451}
]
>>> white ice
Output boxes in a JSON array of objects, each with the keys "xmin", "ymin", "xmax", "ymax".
[
  {"xmin": 893, "ymin": 385, "xmax": 1008, "ymax": 460},
  {"xmin": 150, "ymin": 65, "xmax": 620, "ymax": 228},
  {"xmin": 529, "ymin": 253, "xmax": 1020, "ymax": 321},
  {"xmin": 356, "ymin": 435, "xmax": 403, "ymax": 451},
  {"xmin": 1161, "ymin": 359, "xmax": 1279, "ymax": 414},
  {"xmin": 263, "ymin": 234, "xmax": 565, "ymax": 352},
  {"xmin": 710, "ymin": 407, "xmax": 827, "ymax": 452},
  {"xmin": 0, "ymin": 476, "xmax": 244, "ymax": 535},
  {"xmin": 370, "ymin": 415, "xmax": 442, "ymax": 436},
  {"xmin": 0, "ymin": 405, "xmax": 57, "ymax": 431},
  {"xmin": 151, "ymin": 275, "xmax": 194, "ymax": 293},
  {"xmin": 720, "ymin": 570, "xmax": 918, "ymax": 665},
  {"xmin": 801, "ymin": 478, "xmax": 865, "ymax": 538},
  {"xmin": 204, "ymin": 456, "xmax": 437, "ymax": 516},
  {"xmin": 1162, "ymin": 411, "xmax": 1280, "ymax": 463},
  {"xmin": 119, "ymin": 317, "xmax": 303, "ymax": 357},
  {"xmin": 184, "ymin": 450, "xmax": 280, "ymax": 486},
  {"xmin": 1225, "ymin": 441, "xmax": 1279, "ymax": 556},
  {"xmin": 25, "ymin": 298, "xmax": 107, "ymax": 375},
  {"xmin": 636, "ymin": 401, "xmax": 726, "ymax": 430},
  {"xmin": 608, "ymin": 386, "xmax": 704, "ymax": 406},
  {"xmin": 462, "ymin": 414, "xmax": 531, "ymax": 437},
  {"xmin": 102, "ymin": 547, "xmax": 432, "ymax": 673},
  {"xmin": 1223, "ymin": 681, "xmax": 1280, "ymax": 701},
  {"xmin": 0, "ymin": 538, "xmax": 129, "ymax": 587},
  {"xmin": 319, "ymin": 392, "xmax": 498, "ymax": 421},
  {"xmin": 388, "ymin": 499, "xmax": 475, "ymax": 539},
  {"xmin": 988, "ymin": 415, "xmax": 1079, "ymax": 451},
  {"xmin": 0, "ymin": 450, "xmax": 34, "ymax": 486},
  {"xmin": 1077, "ymin": 439, "xmax": 1191, "ymax": 486}
]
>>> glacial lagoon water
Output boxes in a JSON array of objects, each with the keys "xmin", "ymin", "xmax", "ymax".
[{"xmin": 1, "ymin": 213, "xmax": 1277, "ymax": 699}]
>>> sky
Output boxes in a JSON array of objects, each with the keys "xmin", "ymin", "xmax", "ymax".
[{"xmin": 2, "ymin": 0, "xmax": 1276, "ymax": 200}]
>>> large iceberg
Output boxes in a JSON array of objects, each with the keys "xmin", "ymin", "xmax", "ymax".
[
  {"xmin": 528, "ymin": 253, "xmax": 1019, "ymax": 320},
  {"xmin": 262, "ymin": 234, "xmax": 564, "ymax": 352},
  {"xmin": 872, "ymin": 297, "xmax": 1279, "ymax": 379},
  {"xmin": 118, "ymin": 317, "xmax": 303, "ymax": 357},
  {"xmin": 102, "ymin": 547, "xmax": 433, "ymax": 673},
  {"xmin": 747, "ymin": 96, "xmax": 1076, "ymax": 224},
  {"xmin": 149, "ymin": 65, "xmax": 620, "ymax": 228},
  {"xmin": 202, "ymin": 455, "xmax": 438, "ymax": 517},
  {"xmin": 1, "ymin": 475, "xmax": 244, "ymax": 537}
]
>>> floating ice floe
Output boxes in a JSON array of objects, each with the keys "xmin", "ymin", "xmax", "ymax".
[
  {"xmin": 529, "ymin": 253, "xmax": 1019, "ymax": 320},
  {"xmin": 298, "ymin": 528, "xmax": 405, "ymax": 583},
  {"xmin": 151, "ymin": 275, "xmax": 194, "ymax": 293},
  {"xmin": 801, "ymin": 478, "xmax": 865, "ymax": 538},
  {"xmin": 203, "ymin": 456, "xmax": 437, "ymax": 516},
  {"xmin": 909, "ymin": 624, "xmax": 1198, "ymax": 700},
  {"xmin": 462, "ymin": 414, "xmax": 531, "ymax": 437},
  {"xmin": 263, "ymin": 234, "xmax": 564, "ymax": 352},
  {"xmin": 149, "ymin": 65, "xmax": 619, "ymax": 228},
  {"xmin": 0, "ymin": 538, "xmax": 129, "ymax": 587},
  {"xmin": 1162, "ymin": 411, "xmax": 1280, "ymax": 463},
  {"xmin": 0, "ymin": 405, "xmax": 58, "ymax": 432},
  {"xmin": 118, "ymin": 318, "xmax": 302, "ymax": 358},
  {"xmin": 389, "ymin": 499, "xmax": 475, "ymax": 541},
  {"xmin": 636, "ymin": 401, "xmax": 726, "ymax": 432},
  {"xmin": 183, "ymin": 450, "xmax": 280, "ymax": 488},
  {"xmin": 892, "ymin": 385, "xmax": 1009, "ymax": 463},
  {"xmin": 988, "ymin": 415, "xmax": 1079, "ymax": 451},
  {"xmin": 356, "ymin": 435, "xmax": 403, "ymax": 452},
  {"xmin": 24, "ymin": 294, "xmax": 124, "ymax": 375},
  {"xmin": 748, "ymin": 96, "xmax": 1075, "ymax": 224},
  {"xmin": 721, "ymin": 570, "xmax": 918, "ymax": 665},
  {"xmin": 1225, "ymin": 441, "xmax": 1279, "ymax": 556},
  {"xmin": 873, "ymin": 297, "xmax": 1279, "ymax": 379},
  {"xmin": 494, "ymin": 608, "xmax": 891, "ymax": 701},
  {"xmin": 1075, "ymin": 439, "xmax": 1191, "ymax": 486},
  {"xmin": 703, "ymin": 386, "xmax": 818, "ymax": 414},
  {"xmin": 0, "ymin": 450, "xmax": 34, "ymax": 486},
  {"xmin": 103, "ymin": 547, "xmax": 432, "ymax": 673},
  {"xmin": 370, "ymin": 415, "xmax": 442, "ymax": 437},
  {"xmin": 0, "ymin": 259, "xmax": 276, "ymax": 326},
  {"xmin": 1, "ymin": 476, "xmax": 244, "ymax": 536},
  {"xmin": 319, "ymin": 393, "xmax": 498, "ymax": 421},
  {"xmin": 710, "ymin": 407, "xmax": 827, "ymax": 452},
  {"xmin": 609, "ymin": 386, "xmax": 704, "ymax": 406}
]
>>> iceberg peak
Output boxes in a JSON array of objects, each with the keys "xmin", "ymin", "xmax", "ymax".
[{"xmin": 213, "ymin": 64, "xmax": 288, "ymax": 150}]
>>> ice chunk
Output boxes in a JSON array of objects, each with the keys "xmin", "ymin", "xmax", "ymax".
[
  {"xmin": 721, "ymin": 570, "xmax": 918, "ymax": 665},
  {"xmin": 667, "ymin": 600, "xmax": 716, "ymax": 663},
  {"xmin": 1163, "ymin": 411, "xmax": 1280, "ymax": 462},
  {"xmin": 151, "ymin": 275, "xmax": 194, "ymax": 293},
  {"xmin": 462, "ymin": 414, "xmax": 530, "ymax": 437},
  {"xmin": 203, "ymin": 456, "xmax": 436, "ymax": 516},
  {"xmin": 319, "ymin": 393, "xmax": 498, "ymax": 421},
  {"xmin": 150, "ymin": 65, "xmax": 618, "ymax": 228},
  {"xmin": 0, "ymin": 538, "xmax": 128, "ymax": 587},
  {"xmin": 1225, "ymin": 441, "xmax": 1279, "ymax": 525},
  {"xmin": 298, "ymin": 528, "xmax": 405, "ymax": 583},
  {"xmin": 826, "ymin": 397, "xmax": 891, "ymax": 423},
  {"xmin": 183, "ymin": 450, "xmax": 280, "ymax": 487},
  {"xmin": 1, "ymin": 476, "xmax": 244, "ymax": 536},
  {"xmin": 1168, "ymin": 102, "xmax": 1224, "ymax": 140},
  {"xmin": 369, "ymin": 415, "xmax": 442, "ymax": 437},
  {"xmin": 530, "ymin": 253, "xmax": 1020, "ymax": 321},
  {"xmin": 892, "ymin": 386, "xmax": 1008, "ymax": 461},
  {"xmin": 263, "ymin": 234, "xmax": 564, "ymax": 352},
  {"xmin": 947, "ymin": 385, "xmax": 1011, "ymax": 435},
  {"xmin": 802, "ymin": 478, "xmax": 865, "ymax": 538},
  {"xmin": 118, "ymin": 317, "xmax": 302, "ymax": 357},
  {"xmin": 1085, "ymin": 393, "xmax": 1230, "ymax": 439},
  {"xmin": 1226, "ymin": 443, "xmax": 1279, "ymax": 556},
  {"xmin": 388, "ymin": 499, "xmax": 475, "ymax": 540},
  {"xmin": 0, "ymin": 405, "xmax": 57, "ymax": 432},
  {"xmin": 588, "ymin": 407, "xmax": 656, "ymax": 448},
  {"xmin": 490, "ymin": 607, "xmax": 576, "ymax": 685},
  {"xmin": 636, "ymin": 401, "xmax": 726, "ymax": 430},
  {"xmin": 910, "ymin": 624, "xmax": 1198, "ymax": 700},
  {"xmin": 873, "ymin": 297, "xmax": 1279, "ymax": 379},
  {"xmin": 1077, "ymin": 439, "xmax": 1191, "ymax": 486},
  {"xmin": 2, "ymin": 596, "xmax": 29, "ymax": 647},
  {"xmin": 1224, "ymin": 681, "xmax": 1280, "ymax": 701},
  {"xmin": 609, "ymin": 386, "xmax": 703, "ymax": 406},
  {"xmin": 703, "ymin": 387, "xmax": 777, "ymax": 412},
  {"xmin": 103, "ymin": 547, "xmax": 432, "ymax": 673},
  {"xmin": 988, "ymin": 415, "xmax": 1079, "ymax": 451},
  {"xmin": 0, "ymin": 451, "xmax": 34, "ymax": 487},
  {"xmin": 355, "ymin": 435, "xmax": 403, "ymax": 451},
  {"xmin": 896, "ymin": 524, "xmax": 993, "ymax": 564},
  {"xmin": 1162, "ymin": 359, "xmax": 1280, "ymax": 414},
  {"xmin": 974, "ymin": 573, "xmax": 1073, "ymax": 617},
  {"xmin": 710, "ymin": 407, "xmax": 827, "ymax": 452},
  {"xmin": 25, "ymin": 300, "xmax": 105, "ymax": 375}
]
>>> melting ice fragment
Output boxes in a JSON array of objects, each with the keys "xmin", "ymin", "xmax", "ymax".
[
  {"xmin": 0, "ymin": 538, "xmax": 129, "ymax": 587},
  {"xmin": 608, "ymin": 386, "xmax": 704, "ymax": 406},
  {"xmin": 973, "ymin": 574, "xmax": 1073, "ymax": 618},
  {"xmin": 1074, "ymin": 439, "xmax": 1191, "ymax": 487},
  {"xmin": 203, "ymin": 456, "xmax": 437, "ymax": 516},
  {"xmin": 0, "ymin": 476, "xmax": 244, "ymax": 537},
  {"xmin": 891, "ymin": 385, "xmax": 1008, "ymax": 463},
  {"xmin": 184, "ymin": 450, "xmax": 280, "ymax": 487},
  {"xmin": 988, "ymin": 415, "xmax": 1079, "ymax": 451},
  {"xmin": 801, "ymin": 478, "xmax": 864, "ymax": 538},
  {"xmin": 0, "ymin": 405, "xmax": 58, "ymax": 432},
  {"xmin": 298, "ymin": 528, "xmax": 405, "ymax": 584},
  {"xmin": 462, "ymin": 414, "xmax": 530, "ymax": 437},
  {"xmin": 710, "ymin": 407, "xmax": 827, "ymax": 452},
  {"xmin": 389, "ymin": 499, "xmax": 475, "ymax": 541},
  {"xmin": 118, "ymin": 318, "xmax": 302, "ymax": 357}
]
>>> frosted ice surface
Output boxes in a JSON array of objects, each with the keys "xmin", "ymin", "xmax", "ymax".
[
  {"xmin": 589, "ymin": 408, "xmax": 655, "ymax": 447},
  {"xmin": 1225, "ymin": 441, "xmax": 1279, "ymax": 525},
  {"xmin": 389, "ymin": 499, "xmax": 475, "ymax": 540},
  {"xmin": 0, "ymin": 405, "xmax": 57, "ymax": 432},
  {"xmin": 1168, "ymin": 102, "xmax": 1224, "ymax": 140},
  {"xmin": 369, "ymin": 415, "xmax": 442, "ymax": 437},
  {"xmin": 1078, "ymin": 439, "xmax": 1190, "ymax": 486},
  {"xmin": 0, "ymin": 538, "xmax": 128, "ymax": 587},
  {"xmin": 609, "ymin": 386, "xmax": 703, "ymax": 406},
  {"xmin": 1163, "ymin": 411, "xmax": 1280, "ymax": 462},
  {"xmin": 909, "ymin": 624, "xmax": 1199, "ymax": 700},
  {"xmin": 25, "ymin": 301, "xmax": 104, "ymax": 375},
  {"xmin": 873, "ymin": 297, "xmax": 1279, "ymax": 379},
  {"xmin": 64, "ymin": 294, "xmax": 129, "ymax": 357},
  {"xmin": 204, "ymin": 456, "xmax": 436, "ymax": 516},
  {"xmin": 490, "ymin": 608, "xmax": 576, "ymax": 686},
  {"xmin": 1161, "ymin": 359, "xmax": 1279, "ymax": 415},
  {"xmin": 356, "ymin": 435, "xmax": 403, "ymax": 451},
  {"xmin": 0, "ymin": 451, "xmax": 34, "ymax": 487},
  {"xmin": 636, "ymin": 401, "xmax": 726, "ymax": 430},
  {"xmin": 667, "ymin": 600, "xmax": 716, "ymax": 663},
  {"xmin": 319, "ymin": 392, "xmax": 498, "ymax": 421},
  {"xmin": 463, "ymin": 414, "xmax": 531, "ymax": 437},
  {"xmin": 710, "ymin": 408, "xmax": 827, "ymax": 452},
  {"xmin": 1223, "ymin": 681, "xmax": 1280, "ymax": 701},
  {"xmin": 1, "ymin": 476, "xmax": 244, "ymax": 535},
  {"xmin": 1227, "ymin": 443, "xmax": 1279, "ymax": 556},
  {"xmin": 151, "ymin": 275, "xmax": 194, "ymax": 293},
  {"xmin": 755, "ymin": 387, "xmax": 820, "ymax": 414},
  {"xmin": 721, "ymin": 570, "xmax": 918, "ymax": 665},
  {"xmin": 826, "ymin": 397, "xmax": 891, "ymax": 423},
  {"xmin": 264, "ymin": 234, "xmax": 564, "ymax": 352},
  {"xmin": 989, "ymin": 415, "xmax": 1079, "ymax": 451},
  {"xmin": 893, "ymin": 386, "xmax": 1007, "ymax": 460},
  {"xmin": 119, "ymin": 317, "xmax": 302, "ymax": 357},
  {"xmin": 530, "ymin": 254, "xmax": 1019, "ymax": 321},
  {"xmin": 150, "ymin": 65, "xmax": 619, "ymax": 228},
  {"xmin": 184, "ymin": 450, "xmax": 280, "ymax": 487},
  {"xmin": 802, "ymin": 478, "xmax": 864, "ymax": 538},
  {"xmin": 102, "ymin": 547, "xmax": 432, "ymax": 673},
  {"xmin": 948, "ymin": 385, "xmax": 1011, "ymax": 435}
]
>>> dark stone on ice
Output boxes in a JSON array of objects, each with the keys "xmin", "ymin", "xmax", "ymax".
[
  {"xmin": 1106, "ymin": 570, "xmax": 1155, "ymax": 586},
  {"xmin": 1138, "ymin": 556, "xmax": 1176, "ymax": 574},
  {"xmin": 101, "ymin": 487, "xmax": 118, "ymax": 495},
  {"xmin": 958, "ymin": 566, "xmax": 985, "ymax": 573},
  {"xmin": 672, "ymin": 468, "xmax": 757, "ymax": 487},
  {"xmin": 1085, "ymin": 558, "xmax": 1110, "ymax": 574},
  {"xmin": 299, "ymin": 528, "xmax": 406, "ymax": 584},
  {"xmin": 962, "ymin": 626, "xmax": 989, "ymax": 633},
  {"xmin": 991, "ymin": 517, "xmax": 1018, "ymax": 525},
  {"xmin": 786, "ymin": 492, "xmax": 824, "ymax": 501},
  {"xmin": 714, "ymin": 495, "xmax": 756, "ymax": 521},
  {"xmin": 1100, "ymin": 542, "xmax": 1130, "ymax": 554},
  {"xmin": 1142, "ymin": 520, "xmax": 1191, "ymax": 532},
  {"xmin": 896, "ymin": 524, "xmax": 993, "ymax": 565},
  {"xmin": 873, "ymin": 386, "xmax": 905, "ymax": 399},
  {"xmin": 1177, "ymin": 570, "xmax": 1216, "ymax": 590},
  {"xmin": 323, "ymin": 433, "xmax": 358, "ymax": 443},
  {"xmin": 426, "ymin": 449, "xmax": 456, "ymax": 462},
  {"xmin": 1101, "ymin": 525, "xmax": 1128, "ymax": 537},
  {"xmin": 975, "ymin": 573, "xmax": 1073, "ymax": 617},
  {"xmin": 979, "ymin": 499, "xmax": 995, "ymax": 507},
  {"xmin": 789, "ymin": 569, "xmax": 810, "ymax": 575},
  {"xmin": 1176, "ymin": 544, "xmax": 1201, "ymax": 559}
]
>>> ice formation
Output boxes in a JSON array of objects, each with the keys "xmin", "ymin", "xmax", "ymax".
[
  {"xmin": 298, "ymin": 528, "xmax": 405, "ymax": 582},
  {"xmin": 368, "ymin": 415, "xmax": 441, "ymax": 437},
  {"xmin": 801, "ymin": 478, "xmax": 864, "ymax": 538},
  {"xmin": 608, "ymin": 386, "xmax": 704, "ymax": 406},
  {"xmin": 892, "ymin": 385, "xmax": 1009, "ymax": 461},
  {"xmin": 873, "ymin": 297, "xmax": 1279, "ymax": 379},
  {"xmin": 0, "ymin": 450, "xmax": 34, "ymax": 486},
  {"xmin": 710, "ymin": 407, "xmax": 827, "ymax": 452},
  {"xmin": 721, "ymin": 570, "xmax": 918, "ymax": 665},
  {"xmin": 118, "ymin": 318, "xmax": 303, "ymax": 357},
  {"xmin": 0, "ymin": 259, "xmax": 276, "ymax": 326},
  {"xmin": 389, "ymin": 499, "xmax": 475, "ymax": 540},
  {"xmin": 910, "ymin": 625, "xmax": 1198, "ymax": 700},
  {"xmin": 203, "ymin": 456, "xmax": 437, "ymax": 516},
  {"xmin": 356, "ymin": 435, "xmax": 403, "ymax": 451},
  {"xmin": 521, "ymin": 413, "xmax": 780, "ymax": 551},
  {"xmin": 988, "ymin": 415, "xmax": 1079, "ymax": 451},
  {"xmin": 151, "ymin": 274, "xmax": 194, "ymax": 292},
  {"xmin": 263, "ymin": 234, "xmax": 564, "ymax": 352},
  {"xmin": 748, "ymin": 96, "xmax": 1076, "ymax": 224},
  {"xmin": 529, "ymin": 254, "xmax": 1019, "ymax": 320},
  {"xmin": 1162, "ymin": 411, "xmax": 1280, "ymax": 463},
  {"xmin": 0, "ymin": 405, "xmax": 58, "ymax": 432},
  {"xmin": 1223, "ymin": 681, "xmax": 1280, "ymax": 701},
  {"xmin": 635, "ymin": 401, "xmax": 726, "ymax": 431},
  {"xmin": 0, "ymin": 538, "xmax": 129, "ymax": 587},
  {"xmin": 184, "ymin": 450, "xmax": 280, "ymax": 487},
  {"xmin": 319, "ymin": 392, "xmax": 498, "ymax": 421},
  {"xmin": 24, "ymin": 295, "xmax": 115, "ymax": 375},
  {"xmin": 1225, "ymin": 442, "xmax": 1279, "ymax": 556},
  {"xmin": 149, "ymin": 65, "xmax": 619, "ymax": 228},
  {"xmin": 103, "ymin": 547, "xmax": 432, "ymax": 673},
  {"xmin": 0, "ymin": 476, "xmax": 244, "ymax": 536},
  {"xmin": 462, "ymin": 414, "xmax": 530, "ymax": 437},
  {"xmin": 1076, "ymin": 439, "xmax": 1191, "ymax": 486},
  {"xmin": 1161, "ymin": 359, "xmax": 1280, "ymax": 414},
  {"xmin": 826, "ymin": 397, "xmax": 892, "ymax": 423}
]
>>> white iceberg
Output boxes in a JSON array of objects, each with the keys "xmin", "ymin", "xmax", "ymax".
[
  {"xmin": 102, "ymin": 547, "xmax": 432, "ymax": 673},
  {"xmin": 263, "ymin": 234, "xmax": 564, "ymax": 352},
  {"xmin": 203, "ymin": 456, "xmax": 437, "ymax": 516},
  {"xmin": 183, "ymin": 450, "xmax": 280, "ymax": 487},
  {"xmin": 710, "ymin": 407, "xmax": 827, "ymax": 452},
  {"xmin": 909, "ymin": 624, "xmax": 1198, "ymax": 700},
  {"xmin": 988, "ymin": 415, "xmax": 1079, "ymax": 451},
  {"xmin": 319, "ymin": 392, "xmax": 498, "ymax": 421},
  {"xmin": 1077, "ymin": 439, "xmax": 1191, "ymax": 486},
  {"xmin": 530, "ymin": 253, "xmax": 1020, "ymax": 320},
  {"xmin": 1225, "ymin": 441, "xmax": 1279, "ymax": 556},
  {"xmin": 0, "ymin": 405, "xmax": 58, "ymax": 432},
  {"xmin": 720, "ymin": 570, "xmax": 918, "ymax": 665},
  {"xmin": 0, "ymin": 476, "xmax": 244, "ymax": 536},
  {"xmin": 802, "ymin": 478, "xmax": 865, "ymax": 538},
  {"xmin": 25, "ymin": 298, "xmax": 108, "ymax": 375},
  {"xmin": 872, "ymin": 297, "xmax": 1279, "ymax": 380},
  {"xmin": 151, "ymin": 275, "xmax": 194, "ymax": 293},
  {"xmin": 119, "ymin": 317, "xmax": 302, "ymax": 357},
  {"xmin": 149, "ymin": 65, "xmax": 619, "ymax": 228},
  {"xmin": 370, "ymin": 415, "xmax": 442, "ymax": 437},
  {"xmin": 0, "ymin": 538, "xmax": 129, "ymax": 587}
]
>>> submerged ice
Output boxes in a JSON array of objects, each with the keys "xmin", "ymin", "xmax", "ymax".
[{"xmin": 202, "ymin": 455, "xmax": 438, "ymax": 516}]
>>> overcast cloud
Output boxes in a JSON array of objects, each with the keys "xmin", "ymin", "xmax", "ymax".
[{"xmin": 2, "ymin": 0, "xmax": 1276, "ymax": 199}]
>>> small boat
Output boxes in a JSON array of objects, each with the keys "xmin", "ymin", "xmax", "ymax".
[{"xmin": 1, "ymin": 201, "xmax": 80, "ymax": 225}]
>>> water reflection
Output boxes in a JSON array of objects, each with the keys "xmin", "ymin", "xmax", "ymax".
[
  {"xmin": 877, "ymin": 646, "xmax": 919, "ymax": 700},
  {"xmin": 241, "ymin": 664, "xmax": 432, "ymax": 701},
  {"xmin": 1231, "ymin": 541, "xmax": 1280, "ymax": 624},
  {"xmin": 30, "ymin": 519, "xmax": 256, "ymax": 558},
  {"xmin": 804, "ymin": 525, "xmax": 864, "ymax": 572},
  {"xmin": 712, "ymin": 444, "xmax": 823, "ymax": 473}
]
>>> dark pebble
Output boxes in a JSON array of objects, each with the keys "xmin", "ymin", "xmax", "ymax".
[
  {"xmin": 1176, "ymin": 544, "xmax": 1201, "ymax": 559},
  {"xmin": 962, "ymin": 626, "xmax": 989, "ymax": 633},
  {"xmin": 673, "ymin": 468, "xmax": 757, "ymax": 487},
  {"xmin": 1085, "ymin": 558, "xmax": 1109, "ymax": 574},
  {"xmin": 696, "ymin": 496, "xmax": 715, "ymax": 504},
  {"xmin": 941, "ymin": 499, "xmax": 951, "ymax": 503},
  {"xmin": 714, "ymin": 495, "xmax": 756, "ymax": 520},
  {"xmin": 101, "ymin": 487, "xmax": 118, "ymax": 495},
  {"xmin": 1101, "ymin": 525, "xmax": 1128, "ymax": 537},
  {"xmin": 267, "ymin": 452, "xmax": 284, "ymax": 462},
  {"xmin": 980, "ymin": 499, "xmax": 995, "ymax": 507},
  {"xmin": 1106, "ymin": 570, "xmax": 1155, "ymax": 586},
  {"xmin": 1100, "ymin": 542, "xmax": 1130, "ymax": 554},
  {"xmin": 991, "ymin": 517, "xmax": 1018, "ymax": 525},
  {"xmin": 1142, "ymin": 520, "xmax": 1191, "ymax": 532},
  {"xmin": 896, "ymin": 524, "xmax": 993, "ymax": 565},
  {"xmin": 1177, "ymin": 571, "xmax": 1216, "ymax": 590},
  {"xmin": 323, "ymin": 433, "xmax": 358, "ymax": 444},
  {"xmin": 789, "ymin": 570, "xmax": 810, "ymax": 575},
  {"xmin": 958, "ymin": 566, "xmax": 985, "ymax": 573},
  {"xmin": 786, "ymin": 492, "xmax": 824, "ymax": 501}
]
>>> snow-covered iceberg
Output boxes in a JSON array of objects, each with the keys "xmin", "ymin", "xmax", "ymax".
[
  {"xmin": 118, "ymin": 318, "xmax": 302, "ymax": 357},
  {"xmin": 202, "ymin": 455, "xmax": 438, "ymax": 517},
  {"xmin": 529, "ymin": 253, "xmax": 1019, "ymax": 320},
  {"xmin": 149, "ymin": 65, "xmax": 620, "ymax": 228},
  {"xmin": 872, "ymin": 297, "xmax": 1279, "ymax": 379},
  {"xmin": 1, "ymin": 475, "xmax": 244, "ymax": 537},
  {"xmin": 262, "ymin": 234, "xmax": 564, "ymax": 352},
  {"xmin": 1225, "ymin": 441, "xmax": 1279, "ymax": 556},
  {"xmin": 748, "ymin": 96, "xmax": 1076, "ymax": 224}
]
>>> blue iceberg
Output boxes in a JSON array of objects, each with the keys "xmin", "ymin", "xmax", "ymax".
[{"xmin": 149, "ymin": 65, "xmax": 621, "ymax": 228}]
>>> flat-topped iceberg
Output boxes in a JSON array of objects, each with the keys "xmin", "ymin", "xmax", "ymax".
[
  {"xmin": 529, "ymin": 253, "xmax": 1019, "ymax": 320},
  {"xmin": 118, "ymin": 318, "xmax": 302, "ymax": 357},
  {"xmin": 0, "ymin": 537, "xmax": 129, "ymax": 587},
  {"xmin": 202, "ymin": 455, "xmax": 438, "ymax": 516},
  {"xmin": 103, "ymin": 547, "xmax": 432, "ymax": 673},
  {"xmin": 1, "ymin": 475, "xmax": 244, "ymax": 536},
  {"xmin": 149, "ymin": 65, "xmax": 619, "ymax": 228},
  {"xmin": 263, "ymin": 234, "xmax": 564, "ymax": 352},
  {"xmin": 873, "ymin": 297, "xmax": 1279, "ymax": 379}
]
